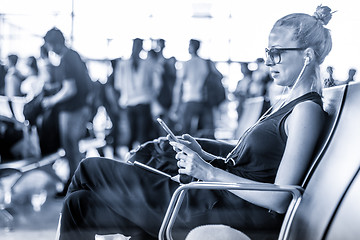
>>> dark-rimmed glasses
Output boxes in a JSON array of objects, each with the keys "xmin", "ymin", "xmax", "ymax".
[{"xmin": 265, "ymin": 47, "xmax": 305, "ymax": 64}]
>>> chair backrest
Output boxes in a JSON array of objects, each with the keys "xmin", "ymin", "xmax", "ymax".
[
  {"xmin": 324, "ymin": 167, "xmax": 360, "ymax": 240},
  {"xmin": 287, "ymin": 82, "xmax": 360, "ymax": 240},
  {"xmin": 301, "ymin": 84, "xmax": 347, "ymax": 187},
  {"xmin": 234, "ymin": 96, "xmax": 265, "ymax": 139}
]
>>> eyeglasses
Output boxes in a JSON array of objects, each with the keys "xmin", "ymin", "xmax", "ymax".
[{"xmin": 265, "ymin": 47, "xmax": 305, "ymax": 64}]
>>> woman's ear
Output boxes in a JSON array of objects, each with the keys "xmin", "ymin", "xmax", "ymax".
[{"xmin": 304, "ymin": 48, "xmax": 315, "ymax": 64}]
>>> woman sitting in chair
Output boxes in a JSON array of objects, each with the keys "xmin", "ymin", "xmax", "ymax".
[{"xmin": 59, "ymin": 5, "xmax": 334, "ymax": 240}]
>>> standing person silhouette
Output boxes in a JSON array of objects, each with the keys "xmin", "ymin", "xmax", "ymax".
[
  {"xmin": 42, "ymin": 27, "xmax": 91, "ymax": 196},
  {"xmin": 102, "ymin": 58, "xmax": 122, "ymax": 158},
  {"xmin": 153, "ymin": 39, "xmax": 177, "ymax": 120},
  {"xmin": 345, "ymin": 68, "xmax": 356, "ymax": 83},
  {"xmin": 324, "ymin": 66, "xmax": 337, "ymax": 88},
  {"xmin": 20, "ymin": 56, "xmax": 44, "ymax": 101},
  {"xmin": 114, "ymin": 38, "xmax": 158, "ymax": 151},
  {"xmin": 234, "ymin": 62, "xmax": 253, "ymax": 122},
  {"xmin": 4, "ymin": 54, "xmax": 25, "ymax": 98},
  {"xmin": 178, "ymin": 39, "xmax": 210, "ymax": 136},
  {"xmin": 151, "ymin": 39, "xmax": 178, "ymax": 136},
  {"xmin": 58, "ymin": 5, "xmax": 334, "ymax": 240}
]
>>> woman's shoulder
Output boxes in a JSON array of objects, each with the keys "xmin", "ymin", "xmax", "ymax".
[
  {"xmin": 290, "ymin": 99, "xmax": 325, "ymax": 125},
  {"xmin": 294, "ymin": 98, "xmax": 324, "ymax": 113}
]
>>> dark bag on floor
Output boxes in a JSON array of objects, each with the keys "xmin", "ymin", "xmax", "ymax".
[{"xmin": 126, "ymin": 137, "xmax": 235, "ymax": 183}]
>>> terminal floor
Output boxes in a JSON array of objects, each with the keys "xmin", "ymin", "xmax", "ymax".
[{"xmin": 0, "ymin": 185, "xmax": 63, "ymax": 240}]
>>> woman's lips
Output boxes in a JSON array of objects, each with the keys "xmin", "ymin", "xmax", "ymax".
[{"xmin": 271, "ymin": 70, "xmax": 279, "ymax": 78}]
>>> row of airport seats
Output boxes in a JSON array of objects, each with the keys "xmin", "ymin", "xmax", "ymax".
[
  {"xmin": 0, "ymin": 94, "xmax": 108, "ymax": 230},
  {"xmin": 0, "ymin": 95, "xmax": 65, "ymax": 230},
  {"xmin": 160, "ymin": 81, "xmax": 360, "ymax": 240}
]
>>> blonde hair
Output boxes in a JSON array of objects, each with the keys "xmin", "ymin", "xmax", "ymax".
[
  {"xmin": 272, "ymin": 5, "xmax": 334, "ymax": 94},
  {"xmin": 272, "ymin": 5, "xmax": 333, "ymax": 65}
]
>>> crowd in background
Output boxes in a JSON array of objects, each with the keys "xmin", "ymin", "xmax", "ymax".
[{"xmin": 0, "ymin": 27, "xmax": 357, "ymax": 195}]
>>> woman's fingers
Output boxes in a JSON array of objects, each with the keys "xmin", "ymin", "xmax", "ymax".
[
  {"xmin": 171, "ymin": 142, "xmax": 195, "ymax": 156},
  {"xmin": 169, "ymin": 141, "xmax": 182, "ymax": 149},
  {"xmin": 169, "ymin": 141, "xmax": 182, "ymax": 152},
  {"xmin": 178, "ymin": 168, "xmax": 187, "ymax": 175},
  {"xmin": 182, "ymin": 134, "xmax": 194, "ymax": 141},
  {"xmin": 175, "ymin": 152, "xmax": 186, "ymax": 161},
  {"xmin": 177, "ymin": 159, "xmax": 184, "ymax": 168},
  {"xmin": 176, "ymin": 152, "xmax": 192, "ymax": 170}
]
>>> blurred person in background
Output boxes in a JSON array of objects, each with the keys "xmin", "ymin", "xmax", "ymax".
[
  {"xmin": 0, "ymin": 61, "xmax": 7, "ymax": 95},
  {"xmin": 5, "ymin": 54, "xmax": 25, "ymax": 98},
  {"xmin": 345, "ymin": 68, "xmax": 356, "ymax": 84},
  {"xmin": 102, "ymin": 58, "xmax": 122, "ymax": 158},
  {"xmin": 21, "ymin": 56, "xmax": 44, "ymax": 101},
  {"xmin": 152, "ymin": 39, "xmax": 177, "ymax": 136},
  {"xmin": 42, "ymin": 27, "xmax": 91, "ymax": 196},
  {"xmin": 234, "ymin": 62, "xmax": 252, "ymax": 121},
  {"xmin": 323, "ymin": 65, "xmax": 337, "ymax": 88},
  {"xmin": 249, "ymin": 58, "xmax": 273, "ymax": 98},
  {"xmin": 154, "ymin": 39, "xmax": 177, "ymax": 119},
  {"xmin": 38, "ymin": 44, "xmax": 62, "ymax": 156},
  {"xmin": 176, "ymin": 39, "xmax": 210, "ymax": 136},
  {"xmin": 329, "ymin": 67, "xmax": 357, "ymax": 86},
  {"xmin": 114, "ymin": 38, "xmax": 158, "ymax": 151}
]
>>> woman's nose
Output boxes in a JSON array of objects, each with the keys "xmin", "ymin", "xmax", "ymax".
[{"xmin": 265, "ymin": 57, "xmax": 275, "ymax": 67}]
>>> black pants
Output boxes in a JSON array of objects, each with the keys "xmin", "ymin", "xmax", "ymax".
[
  {"xmin": 126, "ymin": 103, "xmax": 155, "ymax": 149},
  {"xmin": 59, "ymin": 157, "xmax": 282, "ymax": 240}
]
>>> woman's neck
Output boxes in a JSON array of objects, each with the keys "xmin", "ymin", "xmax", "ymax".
[{"xmin": 286, "ymin": 68, "xmax": 318, "ymax": 101}]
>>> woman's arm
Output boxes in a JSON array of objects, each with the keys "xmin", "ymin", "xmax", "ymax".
[
  {"xmin": 172, "ymin": 101, "xmax": 325, "ymax": 213},
  {"xmin": 173, "ymin": 134, "xmax": 235, "ymax": 161}
]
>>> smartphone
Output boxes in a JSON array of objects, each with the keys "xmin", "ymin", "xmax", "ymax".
[
  {"xmin": 157, "ymin": 118, "xmax": 179, "ymax": 142},
  {"xmin": 156, "ymin": 118, "xmax": 193, "ymax": 184}
]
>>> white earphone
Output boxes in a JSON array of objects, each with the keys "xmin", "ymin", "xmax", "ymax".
[{"xmin": 304, "ymin": 56, "xmax": 310, "ymax": 65}]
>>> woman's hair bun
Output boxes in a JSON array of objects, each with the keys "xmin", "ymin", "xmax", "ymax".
[{"xmin": 313, "ymin": 5, "xmax": 334, "ymax": 25}]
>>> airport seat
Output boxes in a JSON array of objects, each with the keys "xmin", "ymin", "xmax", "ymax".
[
  {"xmin": 159, "ymin": 83, "xmax": 357, "ymax": 240},
  {"xmin": 0, "ymin": 149, "xmax": 65, "ymax": 230},
  {"xmin": 286, "ymin": 81, "xmax": 360, "ymax": 240},
  {"xmin": 324, "ymin": 167, "xmax": 360, "ymax": 240}
]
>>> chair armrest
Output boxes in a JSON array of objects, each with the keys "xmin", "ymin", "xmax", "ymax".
[
  {"xmin": 158, "ymin": 182, "xmax": 304, "ymax": 240},
  {"xmin": 19, "ymin": 149, "xmax": 65, "ymax": 172}
]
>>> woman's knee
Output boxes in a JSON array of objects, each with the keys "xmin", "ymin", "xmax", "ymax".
[
  {"xmin": 72, "ymin": 157, "xmax": 122, "ymax": 188},
  {"xmin": 79, "ymin": 157, "xmax": 111, "ymax": 170},
  {"xmin": 63, "ymin": 190, "xmax": 89, "ymax": 210}
]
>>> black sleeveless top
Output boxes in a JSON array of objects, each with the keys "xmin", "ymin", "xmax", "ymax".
[{"xmin": 212, "ymin": 92, "xmax": 323, "ymax": 183}]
